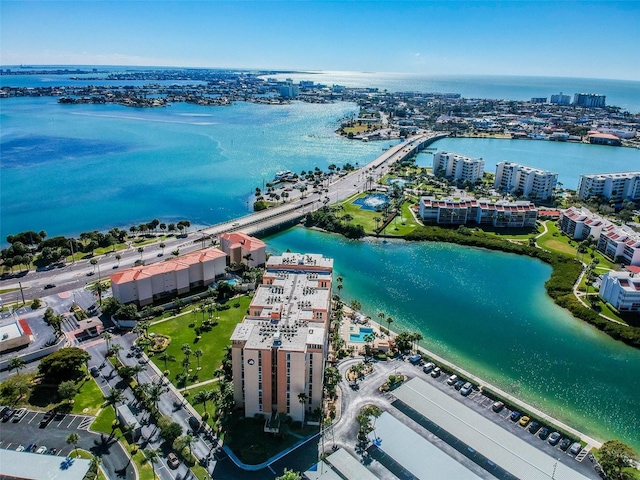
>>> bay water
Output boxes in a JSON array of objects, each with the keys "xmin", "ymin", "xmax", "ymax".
[{"xmin": 265, "ymin": 227, "xmax": 640, "ymax": 451}]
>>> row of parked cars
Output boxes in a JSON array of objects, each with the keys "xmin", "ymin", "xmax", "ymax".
[
  {"xmin": 492, "ymin": 402, "xmax": 583, "ymax": 456},
  {"xmin": 0, "ymin": 406, "xmax": 27, "ymax": 423},
  {"xmin": 421, "ymin": 362, "xmax": 475, "ymax": 396}
]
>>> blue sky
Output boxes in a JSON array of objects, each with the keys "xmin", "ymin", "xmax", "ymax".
[{"xmin": 1, "ymin": 1, "xmax": 639, "ymax": 80}]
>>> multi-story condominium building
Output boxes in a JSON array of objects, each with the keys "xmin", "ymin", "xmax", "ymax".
[
  {"xmin": 432, "ymin": 151, "xmax": 485, "ymax": 183},
  {"xmin": 550, "ymin": 92, "xmax": 571, "ymax": 105},
  {"xmin": 110, "ymin": 248, "xmax": 228, "ymax": 306},
  {"xmin": 230, "ymin": 253, "xmax": 333, "ymax": 424},
  {"xmin": 600, "ymin": 271, "xmax": 640, "ymax": 313},
  {"xmin": 576, "ymin": 172, "xmax": 640, "ymax": 202},
  {"xmin": 597, "ymin": 224, "xmax": 640, "ymax": 265},
  {"xmin": 419, "ymin": 196, "xmax": 538, "ymax": 228},
  {"xmin": 573, "ymin": 93, "xmax": 606, "ymax": 108},
  {"xmin": 559, "ymin": 206, "xmax": 608, "ymax": 240},
  {"xmin": 494, "ymin": 162, "xmax": 558, "ymax": 200},
  {"xmin": 218, "ymin": 231, "xmax": 267, "ymax": 268}
]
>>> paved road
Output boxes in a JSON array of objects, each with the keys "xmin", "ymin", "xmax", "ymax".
[
  {"xmin": 0, "ymin": 132, "xmax": 441, "ymax": 299},
  {"xmin": 327, "ymin": 355, "xmax": 601, "ymax": 480}
]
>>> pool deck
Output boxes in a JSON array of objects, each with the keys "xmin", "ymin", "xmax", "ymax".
[{"xmin": 339, "ymin": 308, "xmax": 390, "ymax": 355}]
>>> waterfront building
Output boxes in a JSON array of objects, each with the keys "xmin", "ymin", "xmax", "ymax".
[
  {"xmin": 230, "ymin": 252, "xmax": 333, "ymax": 424},
  {"xmin": 418, "ymin": 196, "xmax": 537, "ymax": 228},
  {"xmin": 494, "ymin": 162, "xmax": 558, "ymax": 200},
  {"xmin": 110, "ymin": 248, "xmax": 227, "ymax": 306},
  {"xmin": 279, "ymin": 79, "xmax": 299, "ymax": 99},
  {"xmin": 587, "ymin": 132, "xmax": 622, "ymax": 146},
  {"xmin": 530, "ymin": 97, "xmax": 547, "ymax": 104},
  {"xmin": 573, "ymin": 93, "xmax": 606, "ymax": 108},
  {"xmin": 600, "ymin": 271, "xmax": 640, "ymax": 313},
  {"xmin": 218, "ymin": 231, "xmax": 267, "ymax": 268},
  {"xmin": 550, "ymin": 92, "xmax": 571, "ymax": 105},
  {"xmin": 559, "ymin": 206, "xmax": 607, "ymax": 240},
  {"xmin": 576, "ymin": 172, "xmax": 640, "ymax": 202},
  {"xmin": 432, "ymin": 151, "xmax": 485, "ymax": 183},
  {"xmin": 596, "ymin": 223, "xmax": 640, "ymax": 265}
]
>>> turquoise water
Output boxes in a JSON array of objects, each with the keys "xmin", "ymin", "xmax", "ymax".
[
  {"xmin": 418, "ymin": 137, "xmax": 640, "ymax": 189},
  {"xmin": 349, "ymin": 326, "xmax": 374, "ymax": 343},
  {"xmin": 265, "ymin": 227, "xmax": 640, "ymax": 451},
  {"xmin": 0, "ymin": 97, "xmax": 395, "ymax": 240}
]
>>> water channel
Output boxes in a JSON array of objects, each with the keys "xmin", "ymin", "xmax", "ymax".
[{"xmin": 265, "ymin": 227, "xmax": 640, "ymax": 451}]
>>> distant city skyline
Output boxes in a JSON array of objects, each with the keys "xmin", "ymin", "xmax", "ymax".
[{"xmin": 1, "ymin": 1, "xmax": 639, "ymax": 81}]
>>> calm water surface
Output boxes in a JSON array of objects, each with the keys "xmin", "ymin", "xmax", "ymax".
[{"xmin": 266, "ymin": 227, "xmax": 640, "ymax": 451}]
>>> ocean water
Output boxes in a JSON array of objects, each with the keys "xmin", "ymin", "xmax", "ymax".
[
  {"xmin": 268, "ymin": 72, "xmax": 640, "ymax": 114},
  {"xmin": 417, "ymin": 137, "xmax": 640, "ymax": 189},
  {"xmin": 0, "ymin": 97, "xmax": 395, "ymax": 240},
  {"xmin": 265, "ymin": 227, "xmax": 640, "ymax": 451}
]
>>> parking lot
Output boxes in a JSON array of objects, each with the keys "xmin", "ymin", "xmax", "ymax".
[
  {"xmin": 0, "ymin": 408, "xmax": 135, "ymax": 479},
  {"xmin": 402, "ymin": 359, "xmax": 601, "ymax": 480}
]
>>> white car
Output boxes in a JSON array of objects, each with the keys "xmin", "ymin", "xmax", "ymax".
[
  {"xmin": 446, "ymin": 374, "xmax": 458, "ymax": 385},
  {"xmin": 12, "ymin": 408, "xmax": 27, "ymax": 422},
  {"xmin": 36, "ymin": 446, "xmax": 47, "ymax": 454},
  {"xmin": 15, "ymin": 445, "xmax": 25, "ymax": 452}
]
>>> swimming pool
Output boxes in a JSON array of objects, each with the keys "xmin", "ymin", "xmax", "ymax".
[{"xmin": 349, "ymin": 327, "xmax": 374, "ymax": 343}]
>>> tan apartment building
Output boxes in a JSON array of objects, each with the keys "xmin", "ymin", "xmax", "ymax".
[
  {"xmin": 218, "ymin": 231, "xmax": 267, "ymax": 268},
  {"xmin": 230, "ymin": 252, "xmax": 333, "ymax": 423},
  {"xmin": 110, "ymin": 248, "xmax": 227, "ymax": 306}
]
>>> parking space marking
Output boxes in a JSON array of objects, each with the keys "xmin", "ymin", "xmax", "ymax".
[
  {"xmin": 66, "ymin": 416, "xmax": 78, "ymax": 428},
  {"xmin": 78, "ymin": 417, "xmax": 93, "ymax": 430},
  {"xmin": 26, "ymin": 412, "xmax": 39, "ymax": 425}
]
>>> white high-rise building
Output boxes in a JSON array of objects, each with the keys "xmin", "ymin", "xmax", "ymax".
[
  {"xmin": 432, "ymin": 151, "xmax": 485, "ymax": 183},
  {"xmin": 577, "ymin": 172, "xmax": 640, "ymax": 202},
  {"xmin": 494, "ymin": 162, "xmax": 558, "ymax": 200}
]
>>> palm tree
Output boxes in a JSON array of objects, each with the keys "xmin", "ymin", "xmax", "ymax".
[
  {"xmin": 137, "ymin": 247, "xmax": 144, "ymax": 259},
  {"xmin": 90, "ymin": 258, "xmax": 98, "ymax": 273},
  {"xmin": 102, "ymin": 332, "xmax": 112, "ymax": 351},
  {"xmin": 193, "ymin": 389, "xmax": 213, "ymax": 414},
  {"xmin": 89, "ymin": 280, "xmax": 108, "ymax": 305},
  {"xmin": 8, "ymin": 356, "xmax": 25, "ymax": 375},
  {"xmin": 157, "ymin": 352, "xmax": 176, "ymax": 372},
  {"xmin": 66, "ymin": 432, "xmax": 80, "ymax": 458},
  {"xmin": 145, "ymin": 383, "xmax": 164, "ymax": 412},
  {"xmin": 386, "ymin": 316, "xmax": 394, "ymax": 336},
  {"xmin": 89, "ymin": 455, "xmax": 102, "ymax": 477},
  {"xmin": 242, "ymin": 253, "xmax": 253, "ymax": 267},
  {"xmin": 115, "ymin": 253, "xmax": 121, "ymax": 267},
  {"xmin": 103, "ymin": 388, "xmax": 124, "ymax": 408},
  {"xmin": 194, "ymin": 349, "xmax": 203, "ymax": 370},
  {"xmin": 159, "ymin": 243, "xmax": 166, "ymax": 255},
  {"xmin": 297, "ymin": 392, "xmax": 308, "ymax": 424},
  {"xmin": 373, "ymin": 216, "xmax": 381, "ymax": 234},
  {"xmin": 107, "ymin": 343, "xmax": 122, "ymax": 358},
  {"xmin": 143, "ymin": 448, "xmax": 160, "ymax": 479}
]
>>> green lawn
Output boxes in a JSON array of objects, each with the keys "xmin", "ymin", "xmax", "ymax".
[
  {"xmin": 70, "ymin": 449, "xmax": 107, "ymax": 480},
  {"xmin": 537, "ymin": 221, "xmax": 579, "ymax": 257},
  {"xmin": 379, "ymin": 202, "xmax": 420, "ymax": 236},
  {"xmin": 183, "ymin": 382, "xmax": 219, "ymax": 418},
  {"xmin": 71, "ymin": 375, "xmax": 105, "ymax": 415},
  {"xmin": 148, "ymin": 295, "xmax": 250, "ymax": 388}
]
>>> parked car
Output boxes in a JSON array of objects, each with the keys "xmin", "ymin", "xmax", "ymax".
[
  {"xmin": 446, "ymin": 374, "xmax": 458, "ymax": 386},
  {"xmin": 15, "ymin": 445, "xmax": 25, "ymax": 452},
  {"xmin": 188, "ymin": 416, "xmax": 201, "ymax": 432},
  {"xmin": 44, "ymin": 284, "xmax": 56, "ymax": 289},
  {"xmin": 2, "ymin": 408, "xmax": 16, "ymax": 422},
  {"xmin": 454, "ymin": 380, "xmax": 465, "ymax": 390},
  {"xmin": 36, "ymin": 446, "xmax": 47, "ymax": 454},
  {"xmin": 510, "ymin": 411, "xmax": 521, "ymax": 422},
  {"xmin": 492, "ymin": 401, "xmax": 504, "ymax": 412},
  {"xmin": 46, "ymin": 448, "xmax": 58, "ymax": 455},
  {"xmin": 528, "ymin": 422, "xmax": 541, "ymax": 434},
  {"xmin": 538, "ymin": 427, "xmax": 550, "ymax": 440},
  {"xmin": 430, "ymin": 367, "xmax": 441, "ymax": 378},
  {"xmin": 39, "ymin": 410, "xmax": 55, "ymax": 428},
  {"xmin": 90, "ymin": 366, "xmax": 100, "ymax": 378},
  {"xmin": 460, "ymin": 382, "xmax": 473, "ymax": 396},
  {"xmin": 560, "ymin": 438, "xmax": 571, "ymax": 451},
  {"xmin": 167, "ymin": 452, "xmax": 180, "ymax": 469},
  {"xmin": 422, "ymin": 362, "xmax": 434, "ymax": 374},
  {"xmin": 570, "ymin": 443, "xmax": 582, "ymax": 455},
  {"xmin": 408, "ymin": 354, "xmax": 422, "ymax": 365},
  {"xmin": 548, "ymin": 432, "xmax": 562, "ymax": 446},
  {"xmin": 519, "ymin": 416, "xmax": 530, "ymax": 427},
  {"xmin": 12, "ymin": 408, "xmax": 27, "ymax": 423}
]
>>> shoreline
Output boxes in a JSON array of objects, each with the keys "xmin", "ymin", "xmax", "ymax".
[{"xmin": 341, "ymin": 308, "xmax": 604, "ymax": 449}]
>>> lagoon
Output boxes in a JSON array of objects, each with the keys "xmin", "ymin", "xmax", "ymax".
[{"xmin": 265, "ymin": 227, "xmax": 640, "ymax": 451}]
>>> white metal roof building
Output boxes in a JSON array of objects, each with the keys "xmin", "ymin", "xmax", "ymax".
[
  {"xmin": 0, "ymin": 450, "xmax": 91, "ymax": 480},
  {"xmin": 393, "ymin": 378, "xmax": 592, "ymax": 480}
]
